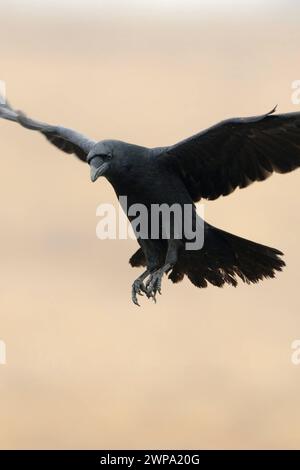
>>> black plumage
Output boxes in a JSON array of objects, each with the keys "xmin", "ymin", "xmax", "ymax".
[{"xmin": 1, "ymin": 100, "xmax": 299, "ymax": 305}]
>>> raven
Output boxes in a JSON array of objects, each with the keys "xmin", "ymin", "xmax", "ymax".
[{"xmin": 1, "ymin": 100, "xmax": 300, "ymax": 305}]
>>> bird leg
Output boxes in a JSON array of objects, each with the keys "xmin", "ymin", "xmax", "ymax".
[
  {"xmin": 145, "ymin": 240, "xmax": 181, "ymax": 301},
  {"xmin": 131, "ymin": 269, "xmax": 152, "ymax": 306}
]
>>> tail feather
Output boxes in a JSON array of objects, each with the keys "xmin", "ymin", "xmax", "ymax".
[
  {"xmin": 129, "ymin": 248, "xmax": 146, "ymax": 268},
  {"xmin": 129, "ymin": 226, "xmax": 285, "ymax": 289},
  {"xmin": 170, "ymin": 226, "xmax": 285, "ymax": 288}
]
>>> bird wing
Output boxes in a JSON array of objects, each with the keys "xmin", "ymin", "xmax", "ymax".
[
  {"xmin": 0, "ymin": 100, "xmax": 95, "ymax": 161},
  {"xmin": 163, "ymin": 108, "xmax": 300, "ymax": 201}
]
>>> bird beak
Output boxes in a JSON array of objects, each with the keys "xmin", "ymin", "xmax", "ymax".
[{"xmin": 89, "ymin": 157, "xmax": 109, "ymax": 182}]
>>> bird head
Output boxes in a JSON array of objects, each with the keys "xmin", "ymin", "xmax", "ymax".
[
  {"xmin": 87, "ymin": 140, "xmax": 115, "ymax": 182},
  {"xmin": 88, "ymin": 139, "xmax": 145, "ymax": 183}
]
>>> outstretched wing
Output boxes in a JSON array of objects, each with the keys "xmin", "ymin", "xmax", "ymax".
[
  {"xmin": 164, "ymin": 108, "xmax": 300, "ymax": 201},
  {"xmin": 0, "ymin": 100, "xmax": 95, "ymax": 161}
]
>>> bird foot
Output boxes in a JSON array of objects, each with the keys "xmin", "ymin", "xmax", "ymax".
[
  {"xmin": 131, "ymin": 278, "xmax": 148, "ymax": 306},
  {"xmin": 146, "ymin": 270, "xmax": 163, "ymax": 302}
]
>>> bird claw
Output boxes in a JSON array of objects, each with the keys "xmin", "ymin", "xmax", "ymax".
[
  {"xmin": 131, "ymin": 270, "xmax": 164, "ymax": 305},
  {"xmin": 131, "ymin": 279, "xmax": 148, "ymax": 306},
  {"xmin": 146, "ymin": 270, "xmax": 163, "ymax": 302}
]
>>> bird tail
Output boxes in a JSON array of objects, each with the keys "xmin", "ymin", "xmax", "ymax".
[{"xmin": 169, "ymin": 225, "xmax": 285, "ymax": 288}]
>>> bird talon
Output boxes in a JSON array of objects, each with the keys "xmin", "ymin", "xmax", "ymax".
[
  {"xmin": 132, "ymin": 280, "xmax": 147, "ymax": 306},
  {"xmin": 145, "ymin": 271, "xmax": 163, "ymax": 302}
]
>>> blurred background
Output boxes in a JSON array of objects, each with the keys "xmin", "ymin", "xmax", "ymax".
[{"xmin": 1, "ymin": 0, "xmax": 300, "ymax": 450}]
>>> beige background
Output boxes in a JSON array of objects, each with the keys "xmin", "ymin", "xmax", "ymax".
[{"xmin": 1, "ymin": 1, "xmax": 300, "ymax": 449}]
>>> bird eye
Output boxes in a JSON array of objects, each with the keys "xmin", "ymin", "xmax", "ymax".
[{"xmin": 96, "ymin": 153, "xmax": 112, "ymax": 160}]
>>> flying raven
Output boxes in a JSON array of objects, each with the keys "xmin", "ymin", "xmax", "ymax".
[{"xmin": 1, "ymin": 100, "xmax": 300, "ymax": 305}]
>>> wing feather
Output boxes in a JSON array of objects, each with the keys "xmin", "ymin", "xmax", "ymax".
[
  {"xmin": 164, "ymin": 108, "xmax": 300, "ymax": 201},
  {"xmin": 0, "ymin": 100, "xmax": 95, "ymax": 161}
]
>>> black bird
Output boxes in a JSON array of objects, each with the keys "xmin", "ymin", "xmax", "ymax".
[{"xmin": 1, "ymin": 100, "xmax": 300, "ymax": 305}]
